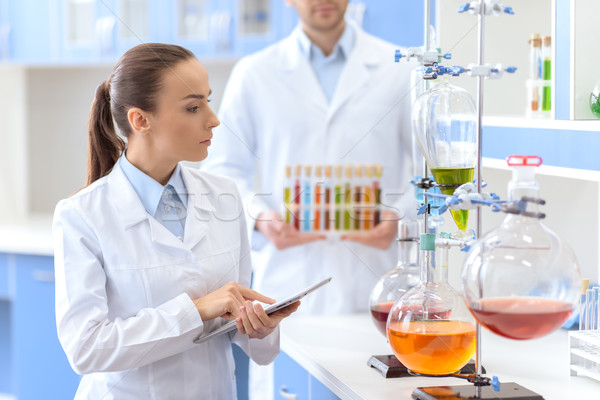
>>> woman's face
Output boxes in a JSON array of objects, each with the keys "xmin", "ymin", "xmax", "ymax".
[{"xmin": 147, "ymin": 58, "xmax": 220, "ymax": 163}]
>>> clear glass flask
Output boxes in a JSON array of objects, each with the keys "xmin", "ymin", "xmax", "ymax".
[
  {"xmin": 369, "ymin": 220, "xmax": 420, "ymax": 336},
  {"xmin": 462, "ymin": 155, "xmax": 581, "ymax": 340},
  {"xmin": 411, "ymin": 75, "xmax": 477, "ymax": 231},
  {"xmin": 387, "ymin": 233, "xmax": 477, "ymax": 375}
]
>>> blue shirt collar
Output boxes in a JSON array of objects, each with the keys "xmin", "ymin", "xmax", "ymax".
[
  {"xmin": 297, "ymin": 20, "xmax": 355, "ymax": 61},
  {"xmin": 119, "ymin": 152, "xmax": 188, "ymax": 216}
]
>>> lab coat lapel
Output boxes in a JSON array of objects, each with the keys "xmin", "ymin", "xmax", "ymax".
[
  {"xmin": 328, "ymin": 27, "xmax": 380, "ymax": 119},
  {"xmin": 107, "ymin": 163, "xmax": 187, "ymax": 251},
  {"xmin": 279, "ymin": 34, "xmax": 329, "ymax": 112},
  {"xmin": 181, "ymin": 167, "xmax": 213, "ymax": 250}
]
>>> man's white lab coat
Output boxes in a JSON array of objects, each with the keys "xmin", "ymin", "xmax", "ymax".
[{"xmin": 205, "ymin": 23, "xmax": 417, "ymax": 315}]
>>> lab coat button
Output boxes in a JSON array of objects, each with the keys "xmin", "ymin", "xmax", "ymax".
[{"xmin": 164, "ymin": 204, "xmax": 171, "ymax": 211}]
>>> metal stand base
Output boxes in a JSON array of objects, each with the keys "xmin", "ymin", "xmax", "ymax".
[
  {"xmin": 412, "ymin": 382, "xmax": 544, "ymax": 400},
  {"xmin": 367, "ymin": 355, "xmax": 484, "ymax": 379}
]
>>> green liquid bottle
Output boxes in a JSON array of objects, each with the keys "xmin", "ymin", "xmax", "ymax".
[
  {"xmin": 541, "ymin": 36, "xmax": 552, "ymax": 112},
  {"xmin": 430, "ymin": 167, "xmax": 475, "ymax": 231}
]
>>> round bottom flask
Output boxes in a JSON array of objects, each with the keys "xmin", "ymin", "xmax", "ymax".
[
  {"xmin": 369, "ymin": 221, "xmax": 420, "ymax": 336},
  {"xmin": 462, "ymin": 156, "xmax": 581, "ymax": 340},
  {"xmin": 387, "ymin": 233, "xmax": 476, "ymax": 375},
  {"xmin": 590, "ymin": 79, "xmax": 600, "ymax": 119}
]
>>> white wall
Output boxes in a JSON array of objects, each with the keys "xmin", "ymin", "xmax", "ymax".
[
  {"xmin": 438, "ymin": 0, "xmax": 552, "ymax": 117},
  {"xmin": 0, "ymin": 59, "xmax": 238, "ymax": 220},
  {"xmin": 574, "ymin": 0, "xmax": 600, "ymax": 119}
]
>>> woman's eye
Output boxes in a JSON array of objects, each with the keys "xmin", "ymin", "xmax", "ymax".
[{"xmin": 186, "ymin": 106, "xmax": 200, "ymax": 113}]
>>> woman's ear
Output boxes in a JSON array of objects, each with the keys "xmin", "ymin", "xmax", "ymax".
[{"xmin": 127, "ymin": 108, "xmax": 151, "ymax": 135}]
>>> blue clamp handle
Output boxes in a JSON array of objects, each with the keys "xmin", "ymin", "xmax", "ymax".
[
  {"xmin": 443, "ymin": 53, "xmax": 452, "ymax": 60},
  {"xmin": 491, "ymin": 376, "xmax": 501, "ymax": 391},
  {"xmin": 504, "ymin": 6, "xmax": 515, "ymax": 15},
  {"xmin": 458, "ymin": 3, "xmax": 471, "ymax": 13},
  {"xmin": 417, "ymin": 204, "xmax": 428, "ymax": 215},
  {"xmin": 506, "ymin": 66, "xmax": 518, "ymax": 73},
  {"xmin": 395, "ymin": 50, "xmax": 402, "ymax": 62}
]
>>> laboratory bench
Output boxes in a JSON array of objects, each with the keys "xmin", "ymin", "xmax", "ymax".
[{"xmin": 275, "ymin": 314, "xmax": 600, "ymax": 400}]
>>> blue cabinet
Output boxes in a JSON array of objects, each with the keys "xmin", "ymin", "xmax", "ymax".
[
  {"xmin": 10, "ymin": 254, "xmax": 81, "ymax": 399},
  {"xmin": 273, "ymin": 351, "xmax": 340, "ymax": 400},
  {"xmin": 0, "ymin": 0, "xmax": 426, "ymax": 63}
]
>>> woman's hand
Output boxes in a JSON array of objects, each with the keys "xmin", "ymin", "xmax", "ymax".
[
  {"xmin": 235, "ymin": 301, "xmax": 301, "ymax": 340},
  {"xmin": 256, "ymin": 210, "xmax": 326, "ymax": 250},
  {"xmin": 193, "ymin": 282, "xmax": 275, "ymax": 322}
]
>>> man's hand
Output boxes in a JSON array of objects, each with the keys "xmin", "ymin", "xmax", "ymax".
[
  {"xmin": 255, "ymin": 210, "xmax": 326, "ymax": 250},
  {"xmin": 340, "ymin": 211, "xmax": 399, "ymax": 250}
]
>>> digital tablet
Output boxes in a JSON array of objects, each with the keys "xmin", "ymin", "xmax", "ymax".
[{"xmin": 193, "ymin": 277, "xmax": 332, "ymax": 344}]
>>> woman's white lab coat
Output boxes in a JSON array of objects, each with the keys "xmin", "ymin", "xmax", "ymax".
[
  {"xmin": 204, "ymin": 23, "xmax": 417, "ymax": 315},
  {"xmin": 53, "ymin": 163, "xmax": 279, "ymax": 400}
]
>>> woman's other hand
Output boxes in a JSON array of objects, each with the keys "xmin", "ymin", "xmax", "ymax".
[{"xmin": 235, "ymin": 301, "xmax": 301, "ymax": 339}]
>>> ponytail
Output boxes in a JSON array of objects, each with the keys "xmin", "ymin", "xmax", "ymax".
[{"xmin": 86, "ymin": 79, "xmax": 125, "ymax": 186}]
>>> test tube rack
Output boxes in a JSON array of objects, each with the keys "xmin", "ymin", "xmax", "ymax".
[
  {"xmin": 283, "ymin": 164, "xmax": 383, "ymax": 234},
  {"xmin": 569, "ymin": 330, "xmax": 600, "ymax": 383}
]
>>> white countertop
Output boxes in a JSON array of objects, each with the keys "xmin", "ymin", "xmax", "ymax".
[
  {"xmin": 280, "ymin": 314, "xmax": 600, "ymax": 400},
  {"xmin": 0, "ymin": 214, "xmax": 54, "ymax": 256}
]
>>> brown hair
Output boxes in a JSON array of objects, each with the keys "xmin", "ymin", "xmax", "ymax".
[{"xmin": 86, "ymin": 43, "xmax": 195, "ymax": 185}]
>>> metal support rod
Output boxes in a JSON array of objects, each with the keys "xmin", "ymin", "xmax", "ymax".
[
  {"xmin": 475, "ymin": 0, "xmax": 486, "ymax": 388},
  {"xmin": 422, "ymin": 0, "xmax": 431, "ymax": 235},
  {"xmin": 424, "ymin": 0, "xmax": 431, "ymax": 51}
]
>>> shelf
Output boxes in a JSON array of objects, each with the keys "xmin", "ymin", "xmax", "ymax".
[{"xmin": 484, "ymin": 116, "xmax": 600, "ymax": 132}]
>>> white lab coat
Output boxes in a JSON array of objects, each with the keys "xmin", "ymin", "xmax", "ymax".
[
  {"xmin": 204, "ymin": 23, "xmax": 417, "ymax": 315},
  {"xmin": 53, "ymin": 162, "xmax": 279, "ymax": 400}
]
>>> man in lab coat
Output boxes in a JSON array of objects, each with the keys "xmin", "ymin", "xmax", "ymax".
[{"xmin": 204, "ymin": 0, "xmax": 416, "ymax": 397}]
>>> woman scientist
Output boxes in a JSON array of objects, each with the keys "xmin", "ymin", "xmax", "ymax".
[{"xmin": 52, "ymin": 43, "xmax": 299, "ymax": 399}]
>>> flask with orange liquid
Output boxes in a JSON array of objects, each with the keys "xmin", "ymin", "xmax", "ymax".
[
  {"xmin": 462, "ymin": 155, "xmax": 581, "ymax": 340},
  {"xmin": 387, "ymin": 233, "xmax": 476, "ymax": 375}
]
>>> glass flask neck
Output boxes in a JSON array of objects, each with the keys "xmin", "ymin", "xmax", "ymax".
[
  {"xmin": 508, "ymin": 165, "xmax": 541, "ymax": 216},
  {"xmin": 419, "ymin": 247, "xmax": 436, "ymax": 284},
  {"xmin": 436, "ymin": 244, "xmax": 450, "ymax": 284},
  {"xmin": 397, "ymin": 239, "xmax": 418, "ymax": 267}
]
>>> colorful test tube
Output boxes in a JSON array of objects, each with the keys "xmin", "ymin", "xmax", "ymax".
[
  {"xmin": 293, "ymin": 165, "xmax": 301, "ymax": 231},
  {"xmin": 344, "ymin": 165, "xmax": 352, "ymax": 231},
  {"xmin": 314, "ymin": 165, "xmax": 322, "ymax": 231},
  {"xmin": 324, "ymin": 166, "xmax": 332, "ymax": 231},
  {"xmin": 303, "ymin": 165, "xmax": 312, "ymax": 232},
  {"xmin": 334, "ymin": 165, "xmax": 342, "ymax": 230},
  {"xmin": 364, "ymin": 165, "xmax": 373, "ymax": 230},
  {"xmin": 373, "ymin": 164, "xmax": 383, "ymax": 226},
  {"xmin": 284, "ymin": 165, "xmax": 292, "ymax": 224},
  {"xmin": 354, "ymin": 165, "xmax": 363, "ymax": 231}
]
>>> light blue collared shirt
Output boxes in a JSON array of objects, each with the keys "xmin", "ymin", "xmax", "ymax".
[
  {"xmin": 297, "ymin": 22, "xmax": 355, "ymax": 102},
  {"xmin": 119, "ymin": 153, "xmax": 188, "ymax": 239}
]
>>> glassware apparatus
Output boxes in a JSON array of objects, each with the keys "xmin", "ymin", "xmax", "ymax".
[
  {"xmin": 411, "ymin": 76, "xmax": 477, "ymax": 231},
  {"xmin": 369, "ymin": 220, "xmax": 420, "ymax": 336},
  {"xmin": 462, "ymin": 155, "xmax": 581, "ymax": 340},
  {"xmin": 387, "ymin": 233, "xmax": 476, "ymax": 375}
]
